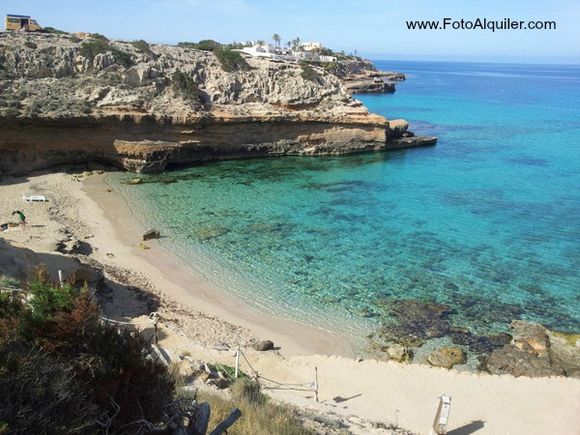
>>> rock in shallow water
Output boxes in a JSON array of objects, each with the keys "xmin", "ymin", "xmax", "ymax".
[
  {"xmin": 378, "ymin": 299, "xmax": 453, "ymax": 347},
  {"xmin": 385, "ymin": 344, "xmax": 413, "ymax": 363},
  {"xmin": 427, "ymin": 347, "xmax": 466, "ymax": 369}
]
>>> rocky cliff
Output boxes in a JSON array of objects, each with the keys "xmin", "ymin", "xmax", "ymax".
[
  {"xmin": 0, "ymin": 32, "xmax": 435, "ymax": 175},
  {"xmin": 332, "ymin": 58, "xmax": 406, "ymax": 94}
]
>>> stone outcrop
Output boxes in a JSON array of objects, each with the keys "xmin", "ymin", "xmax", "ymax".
[
  {"xmin": 331, "ymin": 59, "xmax": 405, "ymax": 94},
  {"xmin": 427, "ymin": 347, "xmax": 467, "ymax": 369},
  {"xmin": 0, "ymin": 33, "xmax": 435, "ymax": 175},
  {"xmin": 485, "ymin": 320, "xmax": 580, "ymax": 378}
]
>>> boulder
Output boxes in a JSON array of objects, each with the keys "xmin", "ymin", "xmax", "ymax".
[
  {"xmin": 485, "ymin": 344, "xmax": 564, "ymax": 377},
  {"xmin": 510, "ymin": 320, "xmax": 549, "ymax": 357},
  {"xmin": 427, "ymin": 347, "xmax": 466, "ymax": 369},
  {"xmin": 547, "ymin": 331, "xmax": 580, "ymax": 378},
  {"xmin": 386, "ymin": 344, "xmax": 412, "ymax": 363},
  {"xmin": 252, "ymin": 340, "xmax": 274, "ymax": 351},
  {"xmin": 388, "ymin": 119, "xmax": 409, "ymax": 138},
  {"xmin": 143, "ymin": 229, "xmax": 160, "ymax": 241}
]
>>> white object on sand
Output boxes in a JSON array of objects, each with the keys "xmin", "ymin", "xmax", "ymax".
[
  {"xmin": 430, "ymin": 395, "xmax": 451, "ymax": 435},
  {"xmin": 22, "ymin": 194, "xmax": 48, "ymax": 203}
]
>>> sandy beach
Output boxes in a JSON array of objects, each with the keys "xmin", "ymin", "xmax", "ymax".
[{"xmin": 1, "ymin": 170, "xmax": 579, "ymax": 434}]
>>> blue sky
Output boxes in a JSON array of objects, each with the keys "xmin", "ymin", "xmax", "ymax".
[{"xmin": 2, "ymin": 0, "xmax": 579, "ymax": 64}]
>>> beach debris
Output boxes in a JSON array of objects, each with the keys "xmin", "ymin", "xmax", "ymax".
[
  {"xmin": 138, "ymin": 242, "xmax": 151, "ymax": 250},
  {"xmin": 251, "ymin": 340, "xmax": 274, "ymax": 351},
  {"xmin": 127, "ymin": 177, "xmax": 143, "ymax": 185},
  {"xmin": 143, "ymin": 229, "xmax": 161, "ymax": 241},
  {"xmin": 427, "ymin": 347, "xmax": 466, "ymax": 369}
]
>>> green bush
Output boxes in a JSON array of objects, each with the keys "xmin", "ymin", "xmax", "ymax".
[
  {"xmin": 300, "ymin": 62, "xmax": 320, "ymax": 83},
  {"xmin": 214, "ymin": 48, "xmax": 249, "ymax": 72},
  {"xmin": 178, "ymin": 39, "xmax": 222, "ymax": 51},
  {"xmin": 80, "ymin": 39, "xmax": 134, "ymax": 68},
  {"xmin": 0, "ymin": 274, "xmax": 175, "ymax": 432},
  {"xmin": 132, "ymin": 39, "xmax": 155, "ymax": 57},
  {"xmin": 172, "ymin": 70, "xmax": 201, "ymax": 101},
  {"xmin": 28, "ymin": 279, "xmax": 77, "ymax": 322},
  {"xmin": 42, "ymin": 27, "xmax": 68, "ymax": 35}
]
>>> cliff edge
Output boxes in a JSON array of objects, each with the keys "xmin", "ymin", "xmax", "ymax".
[{"xmin": 0, "ymin": 32, "xmax": 435, "ymax": 175}]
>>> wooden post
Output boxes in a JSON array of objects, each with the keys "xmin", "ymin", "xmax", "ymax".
[
  {"xmin": 315, "ymin": 366, "xmax": 319, "ymax": 402},
  {"xmin": 150, "ymin": 312, "xmax": 160, "ymax": 345},
  {"xmin": 235, "ymin": 346, "xmax": 240, "ymax": 379},
  {"xmin": 209, "ymin": 408, "xmax": 242, "ymax": 435}
]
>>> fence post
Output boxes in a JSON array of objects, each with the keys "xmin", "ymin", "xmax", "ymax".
[
  {"xmin": 235, "ymin": 346, "xmax": 240, "ymax": 378},
  {"xmin": 150, "ymin": 312, "xmax": 160, "ymax": 345},
  {"xmin": 315, "ymin": 366, "xmax": 319, "ymax": 402}
]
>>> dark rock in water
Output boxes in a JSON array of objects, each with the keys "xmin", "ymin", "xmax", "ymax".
[
  {"xmin": 388, "ymin": 136, "xmax": 438, "ymax": 149},
  {"xmin": 378, "ymin": 299, "xmax": 453, "ymax": 347},
  {"xmin": 428, "ymin": 347, "xmax": 467, "ymax": 369},
  {"xmin": 449, "ymin": 328, "xmax": 511, "ymax": 354},
  {"xmin": 143, "ymin": 229, "xmax": 161, "ymax": 241},
  {"xmin": 252, "ymin": 340, "xmax": 274, "ymax": 351},
  {"xmin": 485, "ymin": 344, "xmax": 564, "ymax": 377}
]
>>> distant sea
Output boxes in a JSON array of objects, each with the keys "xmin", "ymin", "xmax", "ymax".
[{"xmin": 110, "ymin": 60, "xmax": 580, "ymax": 346}]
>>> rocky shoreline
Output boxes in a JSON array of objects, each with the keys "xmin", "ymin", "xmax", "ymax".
[
  {"xmin": 0, "ymin": 32, "xmax": 435, "ymax": 176},
  {"xmin": 368, "ymin": 299, "xmax": 580, "ymax": 378}
]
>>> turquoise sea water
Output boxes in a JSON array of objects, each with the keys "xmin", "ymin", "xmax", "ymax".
[{"xmin": 111, "ymin": 61, "xmax": 580, "ymax": 343}]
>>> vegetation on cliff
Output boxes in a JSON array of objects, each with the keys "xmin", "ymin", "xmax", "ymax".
[
  {"xmin": 0, "ymin": 270, "xmax": 174, "ymax": 433},
  {"xmin": 214, "ymin": 48, "xmax": 250, "ymax": 72}
]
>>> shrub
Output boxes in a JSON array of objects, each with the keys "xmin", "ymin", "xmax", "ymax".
[
  {"xmin": 42, "ymin": 27, "xmax": 68, "ymax": 35},
  {"xmin": 131, "ymin": 39, "xmax": 155, "ymax": 57},
  {"xmin": 0, "ymin": 347, "xmax": 98, "ymax": 433},
  {"xmin": 80, "ymin": 39, "xmax": 134, "ymax": 68},
  {"xmin": 27, "ymin": 277, "xmax": 77, "ymax": 322},
  {"xmin": 178, "ymin": 39, "xmax": 222, "ymax": 51},
  {"xmin": 79, "ymin": 39, "xmax": 109, "ymax": 61},
  {"xmin": 214, "ymin": 48, "xmax": 249, "ymax": 72},
  {"xmin": 300, "ymin": 62, "xmax": 320, "ymax": 83},
  {"xmin": 172, "ymin": 70, "xmax": 201, "ymax": 101},
  {"xmin": 0, "ymin": 274, "xmax": 175, "ymax": 432},
  {"xmin": 24, "ymin": 41, "xmax": 37, "ymax": 49}
]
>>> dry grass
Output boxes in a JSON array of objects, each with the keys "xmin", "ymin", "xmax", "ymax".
[{"xmin": 194, "ymin": 379, "xmax": 315, "ymax": 435}]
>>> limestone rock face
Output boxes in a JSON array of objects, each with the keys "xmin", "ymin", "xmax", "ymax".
[
  {"xmin": 0, "ymin": 33, "xmax": 435, "ymax": 175},
  {"xmin": 427, "ymin": 347, "xmax": 467, "ymax": 369}
]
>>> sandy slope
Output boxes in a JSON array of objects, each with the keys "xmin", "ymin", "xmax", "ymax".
[{"xmin": 1, "ymin": 171, "xmax": 579, "ymax": 434}]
